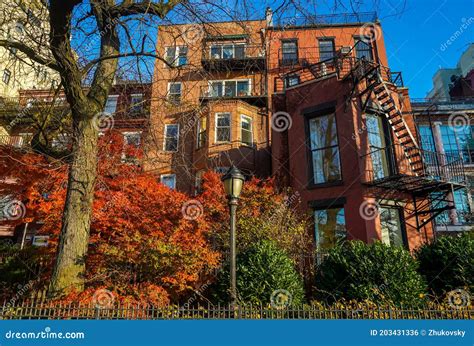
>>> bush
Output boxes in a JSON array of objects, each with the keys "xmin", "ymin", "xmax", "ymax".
[
  {"xmin": 212, "ymin": 240, "xmax": 305, "ymax": 305},
  {"xmin": 416, "ymin": 234, "xmax": 474, "ymax": 296},
  {"xmin": 315, "ymin": 241, "xmax": 426, "ymax": 306}
]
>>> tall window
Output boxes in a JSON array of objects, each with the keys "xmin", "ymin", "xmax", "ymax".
[
  {"xmin": 240, "ymin": 115, "xmax": 253, "ymax": 146},
  {"xmin": 314, "ymin": 207, "xmax": 346, "ymax": 260},
  {"xmin": 354, "ymin": 40, "xmax": 373, "ymax": 61},
  {"xmin": 130, "ymin": 94, "xmax": 143, "ymax": 113},
  {"xmin": 165, "ymin": 46, "xmax": 188, "ymax": 66},
  {"xmin": 168, "ymin": 82, "xmax": 182, "ymax": 104},
  {"xmin": 2, "ymin": 69, "xmax": 11, "ymax": 85},
  {"xmin": 160, "ymin": 174, "xmax": 176, "ymax": 189},
  {"xmin": 366, "ymin": 114, "xmax": 390, "ymax": 179},
  {"xmin": 163, "ymin": 124, "xmax": 179, "ymax": 151},
  {"xmin": 215, "ymin": 113, "xmax": 231, "ymax": 142},
  {"xmin": 319, "ymin": 39, "xmax": 335, "ymax": 61},
  {"xmin": 104, "ymin": 95, "xmax": 118, "ymax": 114},
  {"xmin": 210, "ymin": 43, "xmax": 245, "ymax": 59},
  {"xmin": 379, "ymin": 207, "xmax": 405, "ymax": 247},
  {"xmin": 209, "ymin": 80, "xmax": 250, "ymax": 97},
  {"xmin": 281, "ymin": 40, "xmax": 298, "ymax": 65},
  {"xmin": 197, "ymin": 116, "xmax": 207, "ymax": 148},
  {"xmin": 308, "ymin": 113, "xmax": 341, "ymax": 184}
]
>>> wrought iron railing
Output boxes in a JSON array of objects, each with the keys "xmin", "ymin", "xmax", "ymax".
[
  {"xmin": 361, "ymin": 144, "xmax": 466, "ymax": 185},
  {"xmin": 272, "ymin": 12, "xmax": 378, "ymax": 28}
]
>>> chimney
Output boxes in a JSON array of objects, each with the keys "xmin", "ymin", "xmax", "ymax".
[{"xmin": 265, "ymin": 7, "xmax": 273, "ymax": 27}]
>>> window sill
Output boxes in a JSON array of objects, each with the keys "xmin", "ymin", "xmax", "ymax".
[{"xmin": 307, "ymin": 180, "xmax": 343, "ymax": 190}]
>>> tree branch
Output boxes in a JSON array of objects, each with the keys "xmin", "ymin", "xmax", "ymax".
[
  {"xmin": 0, "ymin": 39, "xmax": 60, "ymax": 71},
  {"xmin": 108, "ymin": 0, "xmax": 184, "ymax": 18}
]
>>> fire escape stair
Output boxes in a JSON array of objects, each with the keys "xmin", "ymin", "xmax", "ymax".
[{"xmin": 365, "ymin": 72, "xmax": 424, "ymax": 176}]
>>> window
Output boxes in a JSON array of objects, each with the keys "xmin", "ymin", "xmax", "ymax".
[
  {"xmin": 319, "ymin": 39, "xmax": 335, "ymax": 61},
  {"xmin": 281, "ymin": 40, "xmax": 298, "ymax": 65},
  {"xmin": 168, "ymin": 82, "xmax": 182, "ymax": 104},
  {"xmin": 104, "ymin": 95, "xmax": 118, "ymax": 114},
  {"xmin": 163, "ymin": 124, "xmax": 179, "ymax": 151},
  {"xmin": 165, "ymin": 46, "xmax": 188, "ymax": 66},
  {"xmin": 51, "ymin": 133, "xmax": 71, "ymax": 150},
  {"xmin": 210, "ymin": 43, "xmax": 245, "ymax": 59},
  {"xmin": 130, "ymin": 94, "xmax": 143, "ymax": 113},
  {"xmin": 308, "ymin": 113, "xmax": 341, "ymax": 184},
  {"xmin": 240, "ymin": 115, "xmax": 253, "ymax": 146},
  {"xmin": 379, "ymin": 207, "xmax": 405, "ymax": 247},
  {"xmin": 285, "ymin": 74, "xmax": 300, "ymax": 88},
  {"xmin": 160, "ymin": 174, "xmax": 176, "ymax": 189},
  {"xmin": 354, "ymin": 40, "xmax": 373, "ymax": 61},
  {"xmin": 197, "ymin": 116, "xmax": 207, "ymax": 148},
  {"xmin": 123, "ymin": 132, "xmax": 141, "ymax": 147},
  {"xmin": 195, "ymin": 170, "xmax": 205, "ymax": 194},
  {"xmin": 314, "ymin": 207, "xmax": 346, "ymax": 261},
  {"xmin": 208, "ymin": 80, "xmax": 250, "ymax": 98},
  {"xmin": 215, "ymin": 113, "xmax": 231, "ymax": 142},
  {"xmin": 2, "ymin": 69, "xmax": 11, "ymax": 85},
  {"xmin": 366, "ymin": 114, "xmax": 390, "ymax": 179}
]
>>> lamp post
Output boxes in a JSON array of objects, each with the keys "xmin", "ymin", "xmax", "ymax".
[{"xmin": 221, "ymin": 165, "xmax": 245, "ymax": 306}]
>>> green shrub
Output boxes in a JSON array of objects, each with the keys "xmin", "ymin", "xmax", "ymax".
[
  {"xmin": 315, "ymin": 241, "xmax": 426, "ymax": 306},
  {"xmin": 416, "ymin": 234, "xmax": 474, "ymax": 296},
  {"xmin": 211, "ymin": 240, "xmax": 305, "ymax": 305}
]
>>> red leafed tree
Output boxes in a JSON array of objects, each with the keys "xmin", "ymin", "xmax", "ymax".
[{"xmin": 0, "ymin": 132, "xmax": 220, "ymax": 305}]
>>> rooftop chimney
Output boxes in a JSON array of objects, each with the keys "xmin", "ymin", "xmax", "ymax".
[{"xmin": 266, "ymin": 7, "xmax": 273, "ymax": 27}]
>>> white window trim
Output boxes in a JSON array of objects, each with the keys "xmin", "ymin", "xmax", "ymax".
[
  {"xmin": 160, "ymin": 174, "xmax": 176, "ymax": 189},
  {"xmin": 164, "ymin": 46, "xmax": 188, "ymax": 67},
  {"xmin": 207, "ymin": 79, "xmax": 252, "ymax": 97},
  {"xmin": 209, "ymin": 43, "xmax": 246, "ymax": 59},
  {"xmin": 104, "ymin": 95, "xmax": 119, "ymax": 114},
  {"xmin": 167, "ymin": 82, "xmax": 182, "ymax": 100},
  {"xmin": 163, "ymin": 124, "xmax": 179, "ymax": 152},
  {"xmin": 240, "ymin": 114, "xmax": 253, "ymax": 145},
  {"xmin": 215, "ymin": 112, "xmax": 231, "ymax": 144}
]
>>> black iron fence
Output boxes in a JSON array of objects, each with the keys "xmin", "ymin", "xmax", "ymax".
[{"xmin": 1, "ymin": 300, "xmax": 472, "ymax": 320}]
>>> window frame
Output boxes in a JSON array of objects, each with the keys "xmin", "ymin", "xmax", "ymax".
[
  {"xmin": 163, "ymin": 124, "xmax": 179, "ymax": 152},
  {"xmin": 318, "ymin": 38, "xmax": 336, "ymax": 62},
  {"xmin": 280, "ymin": 39, "xmax": 298, "ymax": 66},
  {"xmin": 104, "ymin": 95, "xmax": 119, "ymax": 114},
  {"xmin": 240, "ymin": 114, "xmax": 253, "ymax": 146},
  {"xmin": 313, "ymin": 204, "xmax": 347, "ymax": 264},
  {"xmin": 2, "ymin": 69, "xmax": 11, "ymax": 85},
  {"xmin": 160, "ymin": 174, "xmax": 176, "ymax": 189},
  {"xmin": 130, "ymin": 93, "xmax": 144, "ymax": 113},
  {"xmin": 209, "ymin": 43, "xmax": 246, "ymax": 60},
  {"xmin": 207, "ymin": 79, "xmax": 251, "ymax": 98},
  {"xmin": 164, "ymin": 46, "xmax": 188, "ymax": 67},
  {"xmin": 354, "ymin": 38, "xmax": 374, "ymax": 61},
  {"xmin": 378, "ymin": 205, "xmax": 408, "ymax": 248},
  {"xmin": 167, "ymin": 82, "xmax": 182, "ymax": 104},
  {"xmin": 305, "ymin": 109, "xmax": 343, "ymax": 187},
  {"xmin": 196, "ymin": 115, "xmax": 207, "ymax": 149},
  {"xmin": 215, "ymin": 112, "xmax": 231, "ymax": 143}
]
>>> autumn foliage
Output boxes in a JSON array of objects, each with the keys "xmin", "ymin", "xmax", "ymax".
[{"xmin": 0, "ymin": 132, "xmax": 310, "ymax": 304}]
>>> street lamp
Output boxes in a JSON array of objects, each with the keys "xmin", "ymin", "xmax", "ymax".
[{"xmin": 221, "ymin": 165, "xmax": 245, "ymax": 306}]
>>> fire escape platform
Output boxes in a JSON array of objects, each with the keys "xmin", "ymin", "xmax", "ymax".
[{"xmin": 364, "ymin": 174, "xmax": 465, "ymax": 196}]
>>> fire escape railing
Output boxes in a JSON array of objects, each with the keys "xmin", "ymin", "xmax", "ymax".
[{"xmin": 361, "ymin": 143, "xmax": 466, "ymax": 187}]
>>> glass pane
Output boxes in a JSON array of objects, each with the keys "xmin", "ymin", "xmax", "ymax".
[
  {"xmin": 169, "ymin": 83, "xmax": 181, "ymax": 94},
  {"xmin": 217, "ymin": 114, "xmax": 230, "ymax": 126},
  {"xmin": 234, "ymin": 44, "xmax": 245, "ymax": 59},
  {"xmin": 224, "ymin": 81, "xmax": 236, "ymax": 97},
  {"xmin": 380, "ymin": 207, "xmax": 404, "ymax": 246},
  {"xmin": 161, "ymin": 176, "xmax": 176, "ymax": 189},
  {"xmin": 312, "ymin": 147, "xmax": 341, "ymax": 184},
  {"xmin": 165, "ymin": 47, "xmax": 175, "ymax": 63},
  {"xmin": 210, "ymin": 46, "xmax": 222, "ymax": 59},
  {"xmin": 319, "ymin": 40, "xmax": 335, "ymax": 61},
  {"xmin": 241, "ymin": 117, "xmax": 251, "ymax": 130},
  {"xmin": 355, "ymin": 41, "xmax": 373, "ymax": 61},
  {"xmin": 314, "ymin": 208, "xmax": 346, "ymax": 252},
  {"xmin": 210, "ymin": 82, "xmax": 222, "ymax": 97},
  {"xmin": 237, "ymin": 81, "xmax": 249, "ymax": 96},
  {"xmin": 166, "ymin": 125, "xmax": 178, "ymax": 137},
  {"xmin": 217, "ymin": 128, "xmax": 230, "ymax": 142},
  {"xmin": 104, "ymin": 96, "xmax": 118, "ymax": 114},
  {"xmin": 366, "ymin": 115, "xmax": 389, "ymax": 179},
  {"xmin": 223, "ymin": 45, "xmax": 234, "ymax": 59},
  {"xmin": 309, "ymin": 114, "xmax": 338, "ymax": 150}
]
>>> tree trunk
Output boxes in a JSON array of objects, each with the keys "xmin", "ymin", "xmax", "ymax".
[{"xmin": 49, "ymin": 114, "xmax": 99, "ymax": 296}]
